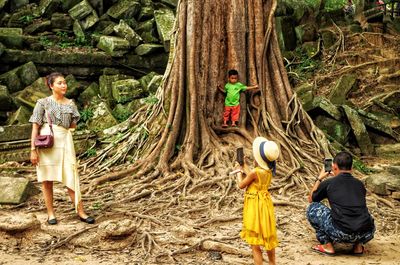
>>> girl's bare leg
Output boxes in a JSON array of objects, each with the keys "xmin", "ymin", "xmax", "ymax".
[
  {"xmin": 267, "ymin": 248, "xmax": 276, "ymax": 265},
  {"xmin": 67, "ymin": 188, "xmax": 88, "ymax": 219},
  {"xmin": 251, "ymin": 245, "xmax": 263, "ymax": 265},
  {"xmin": 42, "ymin": 181, "xmax": 56, "ymax": 219}
]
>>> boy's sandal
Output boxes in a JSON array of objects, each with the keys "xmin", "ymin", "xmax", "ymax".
[
  {"xmin": 311, "ymin": 244, "xmax": 335, "ymax": 256},
  {"xmin": 231, "ymin": 124, "xmax": 237, "ymax": 127},
  {"xmin": 222, "ymin": 124, "xmax": 228, "ymax": 128}
]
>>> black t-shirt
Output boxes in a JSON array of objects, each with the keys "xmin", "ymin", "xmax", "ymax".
[{"xmin": 312, "ymin": 172, "xmax": 374, "ymax": 233}]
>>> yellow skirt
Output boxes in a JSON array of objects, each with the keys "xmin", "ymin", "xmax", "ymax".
[{"xmin": 36, "ymin": 124, "xmax": 81, "ymax": 212}]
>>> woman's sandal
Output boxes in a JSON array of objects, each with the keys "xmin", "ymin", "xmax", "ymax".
[
  {"xmin": 79, "ymin": 216, "xmax": 95, "ymax": 224},
  {"xmin": 47, "ymin": 218, "xmax": 57, "ymax": 225},
  {"xmin": 311, "ymin": 244, "xmax": 335, "ymax": 256}
]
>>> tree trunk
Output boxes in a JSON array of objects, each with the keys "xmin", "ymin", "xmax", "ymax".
[{"xmin": 85, "ymin": 0, "xmax": 330, "ymax": 191}]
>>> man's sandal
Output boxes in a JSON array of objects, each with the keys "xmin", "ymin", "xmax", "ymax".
[
  {"xmin": 311, "ymin": 244, "xmax": 335, "ymax": 256},
  {"xmin": 351, "ymin": 245, "xmax": 365, "ymax": 256}
]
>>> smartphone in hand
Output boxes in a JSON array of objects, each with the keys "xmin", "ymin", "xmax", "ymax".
[
  {"xmin": 324, "ymin": 158, "xmax": 333, "ymax": 172},
  {"xmin": 236, "ymin": 147, "xmax": 244, "ymax": 166}
]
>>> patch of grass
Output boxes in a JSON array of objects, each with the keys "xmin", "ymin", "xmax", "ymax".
[
  {"xmin": 353, "ymin": 159, "xmax": 373, "ymax": 174},
  {"xmin": 85, "ymin": 147, "xmax": 97, "ymax": 157},
  {"xmin": 39, "ymin": 36, "xmax": 54, "ymax": 48}
]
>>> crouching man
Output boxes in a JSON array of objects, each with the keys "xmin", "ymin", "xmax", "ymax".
[{"xmin": 306, "ymin": 151, "xmax": 375, "ymax": 256}]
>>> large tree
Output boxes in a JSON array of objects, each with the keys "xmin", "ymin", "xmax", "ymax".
[
  {"xmin": 86, "ymin": 0, "xmax": 329, "ymax": 186},
  {"xmin": 81, "ymin": 0, "xmax": 330, "ymax": 258}
]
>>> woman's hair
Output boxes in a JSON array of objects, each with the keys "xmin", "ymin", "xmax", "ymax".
[{"xmin": 45, "ymin": 72, "xmax": 64, "ymax": 90}]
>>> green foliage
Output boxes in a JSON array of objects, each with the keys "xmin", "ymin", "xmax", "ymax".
[
  {"xmin": 91, "ymin": 202, "xmax": 102, "ymax": 210},
  {"xmin": 19, "ymin": 15, "xmax": 34, "ymax": 25},
  {"xmin": 80, "ymin": 108, "xmax": 94, "ymax": 122},
  {"xmin": 353, "ymin": 159, "xmax": 373, "ymax": 174},
  {"xmin": 113, "ymin": 108, "xmax": 132, "ymax": 122},
  {"xmin": 286, "ymin": 47, "xmax": 322, "ymax": 84},
  {"xmin": 39, "ymin": 36, "xmax": 53, "ymax": 48},
  {"xmin": 143, "ymin": 94, "xmax": 158, "ymax": 105},
  {"xmin": 325, "ymin": 0, "xmax": 347, "ymax": 11},
  {"xmin": 85, "ymin": 147, "xmax": 97, "ymax": 157}
]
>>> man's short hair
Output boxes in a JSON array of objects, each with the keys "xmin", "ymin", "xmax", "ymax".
[
  {"xmin": 228, "ymin": 69, "xmax": 238, "ymax": 77},
  {"xmin": 333, "ymin": 151, "xmax": 353, "ymax": 170}
]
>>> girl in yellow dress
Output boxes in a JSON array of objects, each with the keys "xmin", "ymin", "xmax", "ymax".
[{"xmin": 237, "ymin": 137, "xmax": 280, "ymax": 265}]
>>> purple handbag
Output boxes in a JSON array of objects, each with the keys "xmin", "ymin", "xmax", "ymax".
[{"xmin": 34, "ymin": 110, "xmax": 54, "ymax": 148}]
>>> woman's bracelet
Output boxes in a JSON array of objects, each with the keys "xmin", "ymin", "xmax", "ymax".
[{"xmin": 31, "ymin": 147, "xmax": 36, "ymax": 151}]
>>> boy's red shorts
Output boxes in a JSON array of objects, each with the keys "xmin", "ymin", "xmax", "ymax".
[{"xmin": 223, "ymin": 105, "xmax": 240, "ymax": 123}]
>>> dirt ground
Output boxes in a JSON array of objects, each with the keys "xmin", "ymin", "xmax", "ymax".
[{"xmin": 0, "ymin": 180, "xmax": 399, "ymax": 265}]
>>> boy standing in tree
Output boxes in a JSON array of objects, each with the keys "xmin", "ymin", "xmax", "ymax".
[{"xmin": 218, "ymin": 69, "xmax": 258, "ymax": 127}]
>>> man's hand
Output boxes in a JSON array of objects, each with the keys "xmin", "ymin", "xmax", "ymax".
[{"xmin": 317, "ymin": 167, "xmax": 331, "ymax": 181}]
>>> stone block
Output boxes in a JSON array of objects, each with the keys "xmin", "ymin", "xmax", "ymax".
[
  {"xmin": 87, "ymin": 101, "xmax": 118, "ymax": 131},
  {"xmin": 0, "ymin": 124, "xmax": 32, "ymax": 142},
  {"xmin": 154, "ymin": 8, "xmax": 175, "ymax": 52},
  {"xmin": 295, "ymin": 83, "xmax": 314, "ymax": 111},
  {"xmin": 99, "ymin": 74, "xmax": 130, "ymax": 107},
  {"xmin": 114, "ymin": 20, "xmax": 142, "ymax": 47},
  {"xmin": 0, "ymin": 213, "xmax": 40, "ymax": 232},
  {"xmin": 135, "ymin": 44, "xmax": 164, "ymax": 56},
  {"xmin": 329, "ymin": 74, "xmax": 357, "ymax": 105},
  {"xmin": 78, "ymin": 82, "xmax": 99, "ymax": 106},
  {"xmin": 0, "ymin": 27, "xmax": 23, "ymax": 48},
  {"xmin": 295, "ymin": 23, "xmax": 317, "ymax": 44},
  {"xmin": 315, "ymin": 115, "xmax": 351, "ymax": 145},
  {"xmin": 358, "ymin": 109, "xmax": 398, "ymax": 140},
  {"xmin": 139, "ymin": 72, "xmax": 157, "ymax": 91},
  {"xmin": 97, "ymin": 36, "xmax": 130, "ymax": 57},
  {"xmin": 65, "ymin": 74, "xmax": 84, "ymax": 99},
  {"xmin": 160, "ymin": 0, "xmax": 177, "ymax": 7},
  {"xmin": 375, "ymin": 143, "xmax": 400, "ymax": 157},
  {"xmin": 365, "ymin": 173, "xmax": 400, "ymax": 196},
  {"xmin": 0, "ymin": 69, "xmax": 22, "ymax": 94},
  {"xmin": 311, "ymin": 96, "xmax": 342, "ymax": 120},
  {"xmin": 112, "ymin": 79, "xmax": 144, "ymax": 104},
  {"xmin": 275, "ymin": 16, "xmax": 297, "ymax": 51},
  {"xmin": 7, "ymin": 106, "xmax": 31, "ymax": 125},
  {"xmin": 80, "ymin": 10, "xmax": 99, "ymax": 30},
  {"xmin": 0, "ymin": 85, "xmax": 15, "ymax": 111},
  {"xmin": 73, "ymin": 20, "xmax": 85, "ymax": 40},
  {"xmin": 147, "ymin": 75, "xmax": 163, "ymax": 94},
  {"xmin": 14, "ymin": 77, "xmax": 51, "ymax": 109},
  {"xmin": 24, "ymin": 20, "xmax": 51, "ymax": 34},
  {"xmin": 342, "ymin": 105, "xmax": 374, "ymax": 155},
  {"xmin": 107, "ymin": 0, "xmax": 141, "ymax": 20},
  {"xmin": 16, "ymin": 61, "xmax": 39, "ymax": 87},
  {"xmin": 51, "ymin": 13, "xmax": 73, "ymax": 30},
  {"xmin": 136, "ymin": 19, "xmax": 159, "ymax": 43},
  {"xmin": 138, "ymin": 2, "xmax": 154, "ymax": 21},
  {"xmin": 0, "ymin": 176, "xmax": 34, "ymax": 204},
  {"xmin": 69, "ymin": 0, "xmax": 93, "ymax": 20},
  {"xmin": 37, "ymin": 0, "xmax": 60, "ymax": 17}
]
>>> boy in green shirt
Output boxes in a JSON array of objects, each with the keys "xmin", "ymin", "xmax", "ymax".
[{"xmin": 218, "ymin": 69, "xmax": 258, "ymax": 127}]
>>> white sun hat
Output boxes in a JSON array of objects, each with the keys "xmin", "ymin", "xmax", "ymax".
[{"xmin": 252, "ymin": 137, "xmax": 280, "ymax": 170}]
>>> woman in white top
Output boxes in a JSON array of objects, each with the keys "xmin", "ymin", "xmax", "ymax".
[{"xmin": 30, "ymin": 72, "xmax": 94, "ymax": 225}]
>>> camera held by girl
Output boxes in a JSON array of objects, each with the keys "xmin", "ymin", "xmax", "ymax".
[{"xmin": 235, "ymin": 137, "xmax": 280, "ymax": 265}]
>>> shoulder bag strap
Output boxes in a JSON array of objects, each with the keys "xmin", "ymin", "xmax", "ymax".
[{"xmin": 45, "ymin": 98, "xmax": 54, "ymax": 136}]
